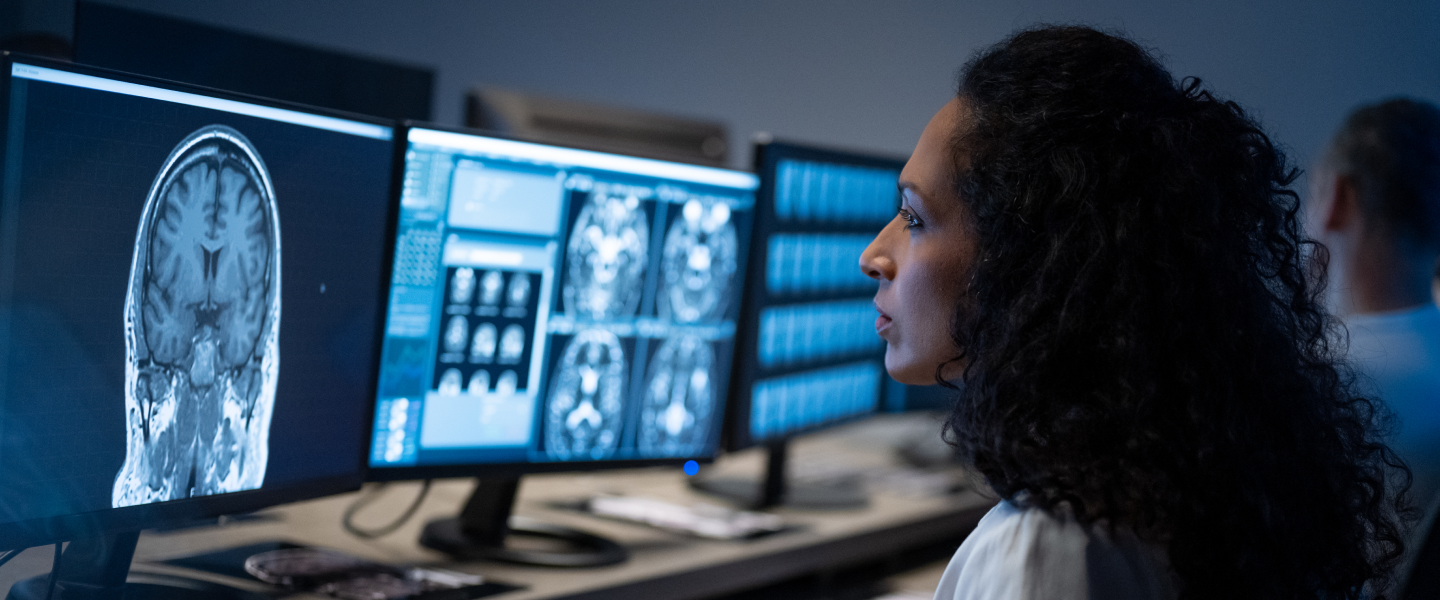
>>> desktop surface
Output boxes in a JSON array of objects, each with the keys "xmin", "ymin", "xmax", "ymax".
[{"xmin": 369, "ymin": 127, "xmax": 758, "ymax": 477}]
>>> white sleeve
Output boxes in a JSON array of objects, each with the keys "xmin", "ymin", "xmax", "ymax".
[{"xmin": 932, "ymin": 501, "xmax": 1175, "ymax": 600}]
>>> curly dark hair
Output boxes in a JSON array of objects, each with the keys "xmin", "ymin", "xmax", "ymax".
[{"xmin": 941, "ymin": 25, "xmax": 1412, "ymax": 598}]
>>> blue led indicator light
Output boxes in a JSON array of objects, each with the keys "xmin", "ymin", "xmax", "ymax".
[{"xmin": 683, "ymin": 460, "xmax": 700, "ymax": 476}]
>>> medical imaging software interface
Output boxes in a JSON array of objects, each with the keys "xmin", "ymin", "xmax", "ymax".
[
  {"xmin": 371, "ymin": 129, "xmax": 757, "ymax": 467},
  {"xmin": 0, "ymin": 62, "xmax": 392, "ymax": 527},
  {"xmin": 744, "ymin": 150, "xmax": 902, "ymax": 443}
]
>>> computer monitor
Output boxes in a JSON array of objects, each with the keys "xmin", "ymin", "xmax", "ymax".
[
  {"xmin": 368, "ymin": 124, "xmax": 757, "ymax": 565},
  {"xmin": 0, "ymin": 54, "xmax": 395, "ymax": 598},
  {"xmin": 692, "ymin": 139, "xmax": 906, "ymax": 509}
]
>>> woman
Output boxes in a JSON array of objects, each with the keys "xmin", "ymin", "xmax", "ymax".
[{"xmin": 860, "ymin": 26, "xmax": 1410, "ymax": 599}]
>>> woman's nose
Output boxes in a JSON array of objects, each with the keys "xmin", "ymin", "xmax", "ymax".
[{"xmin": 860, "ymin": 217, "xmax": 901, "ymax": 282}]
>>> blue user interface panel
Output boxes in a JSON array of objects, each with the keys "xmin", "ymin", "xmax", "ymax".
[
  {"xmin": 734, "ymin": 142, "xmax": 905, "ymax": 448},
  {"xmin": 371, "ymin": 128, "xmax": 758, "ymax": 469}
]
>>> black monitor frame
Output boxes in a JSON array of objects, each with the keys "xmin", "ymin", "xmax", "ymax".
[
  {"xmin": 722, "ymin": 139, "xmax": 908, "ymax": 453},
  {"xmin": 0, "ymin": 52, "xmax": 397, "ymax": 551},
  {"xmin": 365, "ymin": 121, "xmax": 756, "ymax": 483}
]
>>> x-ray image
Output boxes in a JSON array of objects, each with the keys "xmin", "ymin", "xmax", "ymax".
[
  {"xmin": 660, "ymin": 198, "xmax": 738, "ymax": 323},
  {"xmin": 467, "ymin": 371, "xmax": 491, "ymax": 394},
  {"xmin": 438, "ymin": 368, "xmax": 464, "ymax": 395},
  {"xmin": 639, "ymin": 336, "xmax": 714, "ymax": 456},
  {"xmin": 545, "ymin": 330, "xmax": 627, "ymax": 460},
  {"xmin": 480, "ymin": 270, "xmax": 504, "ymax": 306},
  {"xmin": 114, "ymin": 125, "xmax": 280, "ymax": 507},
  {"xmin": 563, "ymin": 187, "xmax": 649, "ymax": 320},
  {"xmin": 451, "ymin": 267, "xmax": 476, "ymax": 305},
  {"xmin": 498, "ymin": 324, "xmax": 526, "ymax": 364},
  {"xmin": 470, "ymin": 323, "xmax": 498, "ymax": 364},
  {"xmin": 443, "ymin": 315, "xmax": 470, "ymax": 353}
]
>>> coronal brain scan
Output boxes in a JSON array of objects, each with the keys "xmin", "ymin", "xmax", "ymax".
[
  {"xmin": 661, "ymin": 199, "xmax": 737, "ymax": 323},
  {"xmin": 497, "ymin": 370, "xmax": 519, "ymax": 396},
  {"xmin": 451, "ymin": 267, "xmax": 476, "ymax": 305},
  {"xmin": 499, "ymin": 324, "xmax": 526, "ymax": 364},
  {"xmin": 470, "ymin": 323, "xmax": 498, "ymax": 363},
  {"xmin": 444, "ymin": 315, "xmax": 469, "ymax": 353},
  {"xmin": 507, "ymin": 273, "xmax": 531, "ymax": 307},
  {"xmin": 114, "ymin": 125, "xmax": 280, "ymax": 507},
  {"xmin": 639, "ymin": 336, "xmax": 714, "ymax": 456},
  {"xmin": 438, "ymin": 368, "xmax": 463, "ymax": 395},
  {"xmin": 467, "ymin": 371, "xmax": 491, "ymax": 395},
  {"xmin": 563, "ymin": 187, "xmax": 649, "ymax": 320},
  {"xmin": 480, "ymin": 270, "xmax": 504, "ymax": 306},
  {"xmin": 545, "ymin": 330, "xmax": 627, "ymax": 460}
]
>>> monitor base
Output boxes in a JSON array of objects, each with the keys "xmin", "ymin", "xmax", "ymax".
[
  {"xmin": 7, "ymin": 569, "xmax": 267, "ymax": 600},
  {"xmin": 691, "ymin": 440, "xmax": 869, "ymax": 510},
  {"xmin": 420, "ymin": 515, "xmax": 626, "ymax": 567},
  {"xmin": 418, "ymin": 477, "xmax": 627, "ymax": 568}
]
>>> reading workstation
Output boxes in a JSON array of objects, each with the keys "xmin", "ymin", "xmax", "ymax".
[{"xmin": 0, "ymin": 6, "xmax": 989, "ymax": 600}]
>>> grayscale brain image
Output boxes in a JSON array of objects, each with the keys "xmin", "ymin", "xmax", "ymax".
[
  {"xmin": 639, "ymin": 336, "xmax": 714, "ymax": 456},
  {"xmin": 659, "ymin": 197, "xmax": 738, "ymax": 323},
  {"xmin": 562, "ymin": 185, "xmax": 649, "ymax": 320},
  {"xmin": 113, "ymin": 125, "xmax": 281, "ymax": 507},
  {"xmin": 545, "ymin": 329, "xmax": 628, "ymax": 460}
]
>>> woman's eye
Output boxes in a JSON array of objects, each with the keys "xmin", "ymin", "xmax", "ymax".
[{"xmin": 898, "ymin": 209, "xmax": 921, "ymax": 229}]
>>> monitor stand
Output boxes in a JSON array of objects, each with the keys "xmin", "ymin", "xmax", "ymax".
[
  {"xmin": 690, "ymin": 440, "xmax": 868, "ymax": 510},
  {"xmin": 6, "ymin": 532, "xmax": 267, "ymax": 600},
  {"xmin": 419, "ymin": 477, "xmax": 627, "ymax": 567}
]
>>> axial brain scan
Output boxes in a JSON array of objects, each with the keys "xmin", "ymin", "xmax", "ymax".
[
  {"xmin": 451, "ymin": 267, "xmax": 476, "ymax": 304},
  {"xmin": 545, "ymin": 330, "xmax": 626, "ymax": 460},
  {"xmin": 563, "ymin": 187, "xmax": 648, "ymax": 320},
  {"xmin": 639, "ymin": 336, "xmax": 714, "ymax": 456},
  {"xmin": 113, "ymin": 125, "xmax": 280, "ymax": 507},
  {"xmin": 660, "ymin": 199, "xmax": 737, "ymax": 323}
]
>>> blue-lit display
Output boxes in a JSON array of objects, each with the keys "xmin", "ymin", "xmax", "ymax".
[
  {"xmin": 735, "ymin": 142, "xmax": 904, "ymax": 446},
  {"xmin": 371, "ymin": 128, "xmax": 757, "ymax": 469}
]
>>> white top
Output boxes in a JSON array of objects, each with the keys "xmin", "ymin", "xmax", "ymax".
[
  {"xmin": 1343, "ymin": 305, "xmax": 1440, "ymax": 513},
  {"xmin": 933, "ymin": 500, "xmax": 1176, "ymax": 600}
]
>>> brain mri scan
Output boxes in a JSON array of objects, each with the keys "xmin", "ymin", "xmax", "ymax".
[
  {"xmin": 563, "ymin": 187, "xmax": 649, "ymax": 320},
  {"xmin": 438, "ymin": 368, "xmax": 463, "ymax": 395},
  {"xmin": 507, "ymin": 272, "xmax": 531, "ymax": 307},
  {"xmin": 498, "ymin": 324, "xmax": 525, "ymax": 364},
  {"xmin": 660, "ymin": 199, "xmax": 737, "ymax": 323},
  {"xmin": 451, "ymin": 267, "xmax": 476, "ymax": 305},
  {"xmin": 639, "ymin": 336, "xmax": 714, "ymax": 456},
  {"xmin": 444, "ymin": 316, "xmax": 469, "ymax": 353},
  {"xmin": 469, "ymin": 323, "xmax": 498, "ymax": 363},
  {"xmin": 467, "ymin": 371, "xmax": 491, "ymax": 395},
  {"xmin": 480, "ymin": 270, "xmax": 504, "ymax": 306},
  {"xmin": 497, "ymin": 370, "xmax": 518, "ymax": 396},
  {"xmin": 545, "ymin": 330, "xmax": 626, "ymax": 460},
  {"xmin": 113, "ymin": 125, "xmax": 280, "ymax": 507}
]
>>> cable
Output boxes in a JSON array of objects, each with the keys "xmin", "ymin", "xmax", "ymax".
[
  {"xmin": 44, "ymin": 542, "xmax": 61, "ymax": 600},
  {"xmin": 342, "ymin": 479, "xmax": 433, "ymax": 539}
]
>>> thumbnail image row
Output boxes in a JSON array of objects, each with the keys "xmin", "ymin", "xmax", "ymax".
[
  {"xmin": 766, "ymin": 233, "xmax": 878, "ymax": 296},
  {"xmin": 773, "ymin": 159, "xmax": 899, "ymax": 225},
  {"xmin": 757, "ymin": 298, "xmax": 884, "ymax": 369},
  {"xmin": 749, "ymin": 361, "xmax": 883, "ymax": 440}
]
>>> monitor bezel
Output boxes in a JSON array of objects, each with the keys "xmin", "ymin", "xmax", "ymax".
[
  {"xmin": 721, "ymin": 138, "xmax": 909, "ymax": 452},
  {"xmin": 0, "ymin": 52, "xmax": 396, "ymax": 550},
  {"xmin": 363, "ymin": 121, "xmax": 758, "ymax": 482}
]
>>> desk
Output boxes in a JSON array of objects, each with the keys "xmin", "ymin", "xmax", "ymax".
[{"xmin": 0, "ymin": 415, "xmax": 993, "ymax": 600}]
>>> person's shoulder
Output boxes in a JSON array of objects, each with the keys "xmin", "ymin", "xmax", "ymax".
[{"xmin": 931, "ymin": 500, "xmax": 1175, "ymax": 600}]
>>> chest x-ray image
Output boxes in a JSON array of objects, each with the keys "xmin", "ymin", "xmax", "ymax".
[
  {"xmin": 660, "ymin": 198, "xmax": 737, "ymax": 323},
  {"xmin": 114, "ymin": 125, "xmax": 281, "ymax": 507},
  {"xmin": 546, "ymin": 330, "xmax": 627, "ymax": 460},
  {"xmin": 563, "ymin": 187, "xmax": 649, "ymax": 320},
  {"xmin": 640, "ymin": 336, "xmax": 714, "ymax": 456}
]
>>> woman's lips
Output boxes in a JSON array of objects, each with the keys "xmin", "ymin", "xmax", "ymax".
[{"xmin": 875, "ymin": 313, "xmax": 892, "ymax": 335}]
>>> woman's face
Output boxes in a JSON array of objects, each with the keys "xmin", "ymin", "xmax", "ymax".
[{"xmin": 860, "ymin": 98, "xmax": 976, "ymax": 385}]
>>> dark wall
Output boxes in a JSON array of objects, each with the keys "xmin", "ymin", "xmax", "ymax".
[{"xmin": 15, "ymin": 0, "xmax": 1440, "ymax": 176}]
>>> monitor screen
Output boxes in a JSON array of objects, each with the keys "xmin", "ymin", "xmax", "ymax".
[
  {"xmin": 368, "ymin": 127, "xmax": 757, "ymax": 476},
  {"xmin": 0, "ymin": 57, "xmax": 394, "ymax": 546},
  {"xmin": 726, "ymin": 141, "xmax": 906, "ymax": 449}
]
